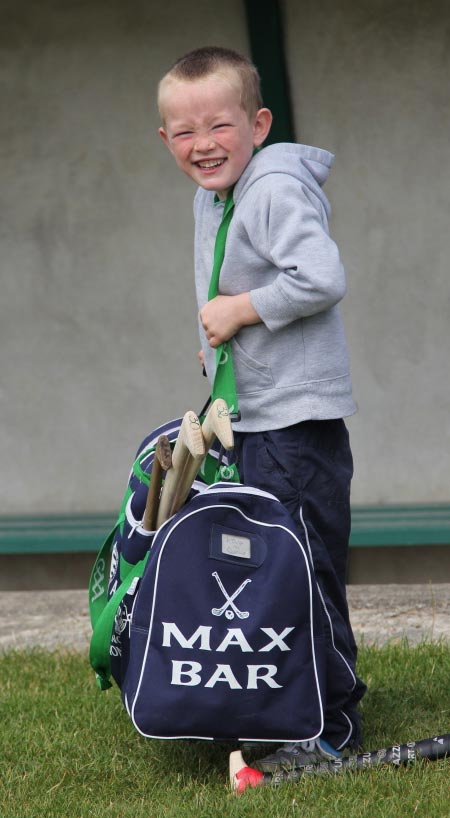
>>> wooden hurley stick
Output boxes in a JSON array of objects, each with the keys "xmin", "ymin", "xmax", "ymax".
[
  {"xmin": 201, "ymin": 397, "xmax": 234, "ymax": 451},
  {"xmin": 155, "ymin": 400, "xmax": 235, "ymax": 528},
  {"xmin": 172, "ymin": 398, "xmax": 235, "ymax": 512},
  {"xmin": 142, "ymin": 435, "xmax": 172, "ymax": 532},
  {"xmin": 156, "ymin": 411, "xmax": 205, "ymax": 527}
]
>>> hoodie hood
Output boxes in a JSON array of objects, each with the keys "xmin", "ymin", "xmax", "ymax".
[{"xmin": 234, "ymin": 142, "xmax": 335, "ymax": 219}]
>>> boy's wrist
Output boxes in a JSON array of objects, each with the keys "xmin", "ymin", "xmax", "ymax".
[{"xmin": 233, "ymin": 292, "xmax": 261, "ymax": 329}]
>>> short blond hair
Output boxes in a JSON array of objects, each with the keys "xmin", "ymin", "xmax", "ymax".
[{"xmin": 158, "ymin": 46, "xmax": 263, "ymax": 122}]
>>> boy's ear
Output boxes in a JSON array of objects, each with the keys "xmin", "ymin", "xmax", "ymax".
[
  {"xmin": 253, "ymin": 108, "xmax": 273, "ymax": 147},
  {"xmin": 158, "ymin": 127, "xmax": 173, "ymax": 152}
]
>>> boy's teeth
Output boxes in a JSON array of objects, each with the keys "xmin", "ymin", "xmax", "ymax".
[{"xmin": 198, "ymin": 159, "xmax": 224, "ymax": 168}]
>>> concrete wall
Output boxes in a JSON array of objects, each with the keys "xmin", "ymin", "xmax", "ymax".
[
  {"xmin": 1, "ymin": 0, "xmax": 449, "ymax": 514},
  {"xmin": 1, "ymin": 0, "xmax": 248, "ymax": 513},
  {"xmin": 285, "ymin": 0, "xmax": 450, "ymax": 503}
]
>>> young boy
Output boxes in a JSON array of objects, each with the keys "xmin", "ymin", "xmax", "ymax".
[{"xmin": 158, "ymin": 46, "xmax": 366, "ymax": 770}]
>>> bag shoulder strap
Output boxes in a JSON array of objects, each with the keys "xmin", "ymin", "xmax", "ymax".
[
  {"xmin": 88, "ymin": 445, "xmax": 157, "ymax": 686},
  {"xmin": 89, "ymin": 527, "xmax": 119, "ymax": 631},
  {"xmin": 208, "ymin": 190, "xmax": 239, "ymax": 417},
  {"xmin": 89, "ymin": 551, "xmax": 150, "ymax": 689}
]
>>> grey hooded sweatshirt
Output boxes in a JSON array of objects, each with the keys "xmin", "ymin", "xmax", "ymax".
[{"xmin": 193, "ymin": 142, "xmax": 356, "ymax": 432}]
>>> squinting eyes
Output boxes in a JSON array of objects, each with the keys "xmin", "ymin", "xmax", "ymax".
[{"xmin": 173, "ymin": 124, "xmax": 233, "ymax": 139}]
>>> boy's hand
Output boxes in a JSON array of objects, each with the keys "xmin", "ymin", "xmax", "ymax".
[{"xmin": 200, "ymin": 294, "xmax": 261, "ymax": 348}]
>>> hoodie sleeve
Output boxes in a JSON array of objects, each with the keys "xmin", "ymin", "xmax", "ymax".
[{"xmin": 243, "ymin": 174, "xmax": 346, "ymax": 332}]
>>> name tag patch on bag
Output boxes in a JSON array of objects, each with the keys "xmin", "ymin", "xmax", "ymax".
[
  {"xmin": 209, "ymin": 522, "xmax": 267, "ymax": 568},
  {"xmin": 221, "ymin": 532, "xmax": 251, "ymax": 559}
]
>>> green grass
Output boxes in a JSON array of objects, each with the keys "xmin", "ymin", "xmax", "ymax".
[{"xmin": 1, "ymin": 642, "xmax": 450, "ymax": 818}]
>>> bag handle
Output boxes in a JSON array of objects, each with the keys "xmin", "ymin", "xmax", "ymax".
[
  {"xmin": 89, "ymin": 550, "xmax": 150, "ymax": 689},
  {"xmin": 208, "ymin": 190, "xmax": 240, "ymax": 418},
  {"xmin": 88, "ymin": 447, "xmax": 157, "ymax": 688}
]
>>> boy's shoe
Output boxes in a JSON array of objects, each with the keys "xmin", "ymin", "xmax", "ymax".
[{"xmin": 253, "ymin": 738, "xmax": 341, "ymax": 772}]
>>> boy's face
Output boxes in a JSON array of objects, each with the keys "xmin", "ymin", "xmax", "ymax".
[{"xmin": 159, "ymin": 72, "xmax": 272, "ymax": 200}]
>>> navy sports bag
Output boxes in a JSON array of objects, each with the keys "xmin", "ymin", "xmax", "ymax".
[{"xmin": 89, "ymin": 425, "xmax": 327, "ymax": 743}]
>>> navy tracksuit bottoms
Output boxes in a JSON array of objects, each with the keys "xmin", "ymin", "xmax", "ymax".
[{"xmin": 232, "ymin": 418, "xmax": 366, "ymax": 750}]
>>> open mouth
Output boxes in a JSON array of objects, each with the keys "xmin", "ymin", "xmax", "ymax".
[{"xmin": 195, "ymin": 158, "xmax": 226, "ymax": 170}]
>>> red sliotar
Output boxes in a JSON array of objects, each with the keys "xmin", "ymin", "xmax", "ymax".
[{"xmin": 235, "ymin": 766, "xmax": 264, "ymax": 793}]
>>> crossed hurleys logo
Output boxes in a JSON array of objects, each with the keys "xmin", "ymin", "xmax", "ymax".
[{"xmin": 211, "ymin": 571, "xmax": 252, "ymax": 620}]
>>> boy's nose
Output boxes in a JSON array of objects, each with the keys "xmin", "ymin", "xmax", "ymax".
[{"xmin": 194, "ymin": 133, "xmax": 216, "ymax": 153}]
